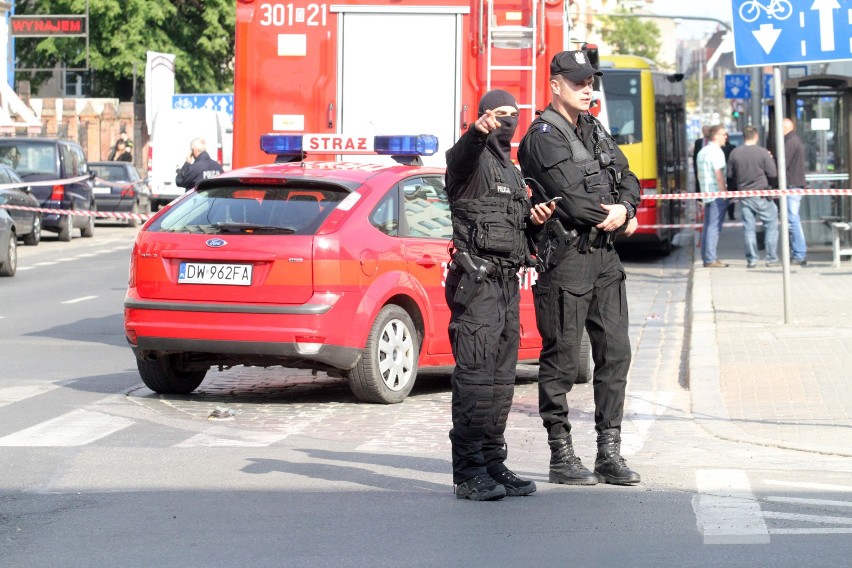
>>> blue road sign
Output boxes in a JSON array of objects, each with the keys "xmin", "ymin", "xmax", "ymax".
[
  {"xmin": 732, "ymin": 0, "xmax": 852, "ymax": 67},
  {"xmin": 763, "ymin": 74, "xmax": 772, "ymax": 98},
  {"xmin": 172, "ymin": 94, "xmax": 234, "ymax": 121},
  {"xmin": 725, "ymin": 74, "xmax": 752, "ymax": 98}
]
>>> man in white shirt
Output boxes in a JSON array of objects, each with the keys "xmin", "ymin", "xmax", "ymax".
[{"xmin": 696, "ymin": 125, "xmax": 730, "ymax": 268}]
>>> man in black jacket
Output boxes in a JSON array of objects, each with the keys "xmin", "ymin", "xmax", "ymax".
[
  {"xmin": 518, "ymin": 50, "xmax": 641, "ymax": 487},
  {"xmin": 175, "ymin": 138, "xmax": 223, "ymax": 191},
  {"xmin": 783, "ymin": 118, "xmax": 808, "ymax": 265},
  {"xmin": 445, "ymin": 89, "xmax": 554, "ymax": 501}
]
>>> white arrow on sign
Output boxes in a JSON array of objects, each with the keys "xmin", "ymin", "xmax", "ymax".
[
  {"xmin": 811, "ymin": 0, "xmax": 840, "ymax": 52},
  {"xmin": 731, "ymin": 86, "xmax": 741, "ymax": 96},
  {"xmin": 753, "ymin": 23, "xmax": 782, "ymax": 54}
]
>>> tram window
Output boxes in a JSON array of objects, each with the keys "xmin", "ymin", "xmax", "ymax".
[{"xmin": 604, "ymin": 72, "xmax": 643, "ymax": 145}]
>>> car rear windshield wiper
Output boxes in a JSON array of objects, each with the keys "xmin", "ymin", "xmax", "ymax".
[{"xmin": 214, "ymin": 222, "xmax": 297, "ymax": 234}]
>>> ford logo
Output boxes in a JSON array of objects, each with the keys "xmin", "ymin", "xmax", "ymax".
[{"xmin": 205, "ymin": 238, "xmax": 227, "ymax": 248}]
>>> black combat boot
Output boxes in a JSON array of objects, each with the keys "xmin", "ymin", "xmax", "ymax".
[
  {"xmin": 594, "ymin": 429, "xmax": 641, "ymax": 485},
  {"xmin": 455, "ymin": 474, "xmax": 506, "ymax": 501},
  {"xmin": 491, "ymin": 469, "xmax": 536, "ymax": 496},
  {"xmin": 548, "ymin": 437, "xmax": 598, "ymax": 485}
]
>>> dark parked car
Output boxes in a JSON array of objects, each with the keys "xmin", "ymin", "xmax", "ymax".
[
  {"xmin": 0, "ymin": 208, "xmax": 16, "ymax": 277},
  {"xmin": 89, "ymin": 161, "xmax": 151, "ymax": 227},
  {"xmin": 0, "ymin": 137, "xmax": 95, "ymax": 241},
  {"xmin": 0, "ymin": 163, "xmax": 41, "ymax": 245}
]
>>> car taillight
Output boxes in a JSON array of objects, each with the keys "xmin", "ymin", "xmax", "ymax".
[
  {"xmin": 51, "ymin": 185, "xmax": 65, "ymax": 200},
  {"xmin": 120, "ymin": 185, "xmax": 136, "ymax": 198},
  {"xmin": 217, "ymin": 147, "xmax": 223, "ymax": 166},
  {"xmin": 147, "ymin": 145, "xmax": 153, "ymax": 173}
]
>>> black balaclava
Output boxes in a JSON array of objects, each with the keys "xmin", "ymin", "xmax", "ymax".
[{"xmin": 477, "ymin": 89, "xmax": 518, "ymax": 165}]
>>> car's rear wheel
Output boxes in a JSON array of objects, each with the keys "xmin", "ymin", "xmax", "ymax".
[
  {"xmin": 575, "ymin": 329, "xmax": 593, "ymax": 384},
  {"xmin": 22, "ymin": 215, "xmax": 41, "ymax": 246},
  {"xmin": 80, "ymin": 206, "xmax": 95, "ymax": 238},
  {"xmin": 348, "ymin": 305, "xmax": 419, "ymax": 404},
  {"xmin": 0, "ymin": 233, "xmax": 17, "ymax": 277},
  {"xmin": 57, "ymin": 216, "xmax": 72, "ymax": 242},
  {"xmin": 137, "ymin": 354, "xmax": 207, "ymax": 394}
]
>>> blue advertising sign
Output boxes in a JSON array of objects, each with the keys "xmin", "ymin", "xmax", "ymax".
[
  {"xmin": 172, "ymin": 94, "xmax": 234, "ymax": 120},
  {"xmin": 725, "ymin": 74, "xmax": 752, "ymax": 98},
  {"xmin": 731, "ymin": 0, "xmax": 852, "ymax": 67}
]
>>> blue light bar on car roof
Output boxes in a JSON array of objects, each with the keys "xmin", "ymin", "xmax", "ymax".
[
  {"xmin": 260, "ymin": 134, "xmax": 438, "ymax": 157},
  {"xmin": 374, "ymin": 135, "xmax": 438, "ymax": 157},
  {"xmin": 260, "ymin": 134, "xmax": 302, "ymax": 155}
]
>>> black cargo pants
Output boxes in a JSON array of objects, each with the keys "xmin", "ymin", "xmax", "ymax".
[
  {"xmin": 532, "ymin": 243, "xmax": 630, "ymax": 440},
  {"xmin": 445, "ymin": 266, "xmax": 520, "ymax": 484}
]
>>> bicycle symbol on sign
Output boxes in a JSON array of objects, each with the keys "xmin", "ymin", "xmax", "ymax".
[{"xmin": 739, "ymin": 0, "xmax": 793, "ymax": 23}]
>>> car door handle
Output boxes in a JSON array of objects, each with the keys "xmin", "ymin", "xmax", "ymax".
[{"xmin": 416, "ymin": 256, "xmax": 437, "ymax": 267}]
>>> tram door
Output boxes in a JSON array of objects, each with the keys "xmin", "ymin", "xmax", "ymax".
[{"xmin": 771, "ymin": 76, "xmax": 852, "ymax": 245}]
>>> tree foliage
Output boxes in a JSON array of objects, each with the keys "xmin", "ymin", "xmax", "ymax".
[
  {"xmin": 685, "ymin": 75, "xmax": 726, "ymax": 118},
  {"xmin": 13, "ymin": 0, "xmax": 235, "ymax": 99},
  {"xmin": 599, "ymin": 9, "xmax": 661, "ymax": 62}
]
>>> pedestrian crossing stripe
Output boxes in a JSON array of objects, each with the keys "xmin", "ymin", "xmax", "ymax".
[
  {"xmin": 0, "ymin": 384, "xmax": 61, "ymax": 408},
  {"xmin": 693, "ymin": 469, "xmax": 770, "ymax": 544},
  {"xmin": 0, "ymin": 409, "xmax": 134, "ymax": 447}
]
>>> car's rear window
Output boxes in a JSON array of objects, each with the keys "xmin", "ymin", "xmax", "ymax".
[
  {"xmin": 0, "ymin": 141, "xmax": 59, "ymax": 177},
  {"xmin": 148, "ymin": 184, "xmax": 350, "ymax": 235},
  {"xmin": 93, "ymin": 164, "xmax": 132, "ymax": 182}
]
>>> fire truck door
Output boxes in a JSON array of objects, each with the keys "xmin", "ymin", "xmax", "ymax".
[{"xmin": 338, "ymin": 10, "xmax": 462, "ymax": 167}]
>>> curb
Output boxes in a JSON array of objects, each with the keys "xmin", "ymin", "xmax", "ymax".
[{"xmin": 686, "ymin": 231, "xmax": 852, "ymax": 457}]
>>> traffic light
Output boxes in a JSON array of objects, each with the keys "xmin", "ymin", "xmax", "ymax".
[{"xmin": 731, "ymin": 100, "xmax": 744, "ymax": 121}]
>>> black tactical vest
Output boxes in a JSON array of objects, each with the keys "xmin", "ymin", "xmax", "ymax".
[
  {"xmin": 450, "ymin": 151, "xmax": 529, "ymax": 266},
  {"xmin": 535, "ymin": 108, "xmax": 619, "ymax": 206}
]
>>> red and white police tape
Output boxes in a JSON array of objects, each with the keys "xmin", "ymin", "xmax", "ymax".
[
  {"xmin": 641, "ymin": 188, "xmax": 852, "ymax": 200},
  {"xmin": 0, "ymin": 174, "xmax": 154, "ymax": 222},
  {"xmin": 2, "ymin": 185, "xmax": 851, "ymax": 226},
  {"xmin": 639, "ymin": 188, "xmax": 852, "ymax": 229}
]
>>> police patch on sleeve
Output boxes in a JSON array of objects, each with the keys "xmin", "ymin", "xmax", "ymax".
[{"xmin": 539, "ymin": 124, "xmax": 551, "ymax": 133}]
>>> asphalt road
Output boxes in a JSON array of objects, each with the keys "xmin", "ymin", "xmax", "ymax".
[{"xmin": 0, "ymin": 225, "xmax": 849, "ymax": 567}]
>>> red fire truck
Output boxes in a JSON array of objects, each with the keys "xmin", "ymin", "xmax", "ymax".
[{"xmin": 233, "ymin": 0, "xmax": 570, "ymax": 168}]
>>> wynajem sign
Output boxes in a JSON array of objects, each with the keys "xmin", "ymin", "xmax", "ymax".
[{"xmin": 731, "ymin": 0, "xmax": 852, "ymax": 67}]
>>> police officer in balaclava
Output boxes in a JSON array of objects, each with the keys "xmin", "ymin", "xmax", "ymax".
[{"xmin": 444, "ymin": 89, "xmax": 555, "ymax": 500}]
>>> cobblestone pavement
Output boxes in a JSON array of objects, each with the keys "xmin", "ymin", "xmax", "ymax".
[{"xmin": 125, "ymin": 239, "xmax": 693, "ymax": 469}]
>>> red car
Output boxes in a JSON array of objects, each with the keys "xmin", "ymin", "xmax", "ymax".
[{"xmin": 124, "ymin": 134, "xmax": 572, "ymax": 403}]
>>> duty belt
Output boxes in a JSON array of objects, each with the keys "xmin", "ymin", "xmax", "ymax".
[
  {"xmin": 451, "ymin": 254, "xmax": 518, "ymax": 278},
  {"xmin": 483, "ymin": 260, "xmax": 519, "ymax": 278},
  {"xmin": 582, "ymin": 227, "xmax": 610, "ymax": 253}
]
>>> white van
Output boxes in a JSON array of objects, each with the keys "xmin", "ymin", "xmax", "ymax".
[{"xmin": 147, "ymin": 108, "xmax": 233, "ymax": 209}]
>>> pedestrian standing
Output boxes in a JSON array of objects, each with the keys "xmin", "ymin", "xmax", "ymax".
[
  {"xmin": 727, "ymin": 126, "xmax": 779, "ymax": 268},
  {"xmin": 518, "ymin": 50, "xmax": 641, "ymax": 486},
  {"xmin": 445, "ymin": 89, "xmax": 555, "ymax": 501},
  {"xmin": 175, "ymin": 138, "xmax": 223, "ymax": 191},
  {"xmin": 783, "ymin": 118, "xmax": 808, "ymax": 266},
  {"xmin": 696, "ymin": 125, "xmax": 730, "ymax": 268},
  {"xmin": 722, "ymin": 132, "xmax": 737, "ymax": 220},
  {"xmin": 112, "ymin": 140, "xmax": 132, "ymax": 162},
  {"xmin": 692, "ymin": 125, "xmax": 710, "ymax": 193}
]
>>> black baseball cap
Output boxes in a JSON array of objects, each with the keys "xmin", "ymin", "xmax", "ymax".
[{"xmin": 550, "ymin": 50, "xmax": 603, "ymax": 82}]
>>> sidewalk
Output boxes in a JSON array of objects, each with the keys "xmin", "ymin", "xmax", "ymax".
[{"xmin": 688, "ymin": 222, "xmax": 852, "ymax": 457}]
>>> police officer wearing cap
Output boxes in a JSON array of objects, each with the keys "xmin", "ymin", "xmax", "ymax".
[
  {"xmin": 518, "ymin": 50, "xmax": 642, "ymax": 486},
  {"xmin": 445, "ymin": 89, "xmax": 555, "ymax": 501}
]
